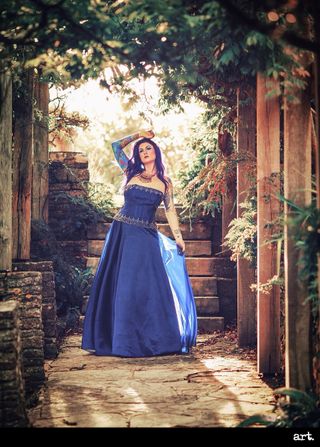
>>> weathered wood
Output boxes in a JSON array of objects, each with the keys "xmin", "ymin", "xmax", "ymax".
[
  {"xmin": 32, "ymin": 77, "xmax": 49, "ymax": 223},
  {"xmin": 236, "ymin": 85, "xmax": 257, "ymax": 347},
  {"xmin": 221, "ymin": 186, "xmax": 236, "ymax": 258},
  {"xmin": 256, "ymin": 73, "xmax": 281, "ymax": 373},
  {"xmin": 0, "ymin": 72, "xmax": 13, "ymax": 271},
  {"xmin": 221, "ymin": 135, "xmax": 236, "ymax": 258},
  {"xmin": 12, "ymin": 69, "xmax": 34, "ymax": 260},
  {"xmin": 314, "ymin": 36, "xmax": 320, "ymax": 397},
  {"xmin": 284, "ymin": 78, "xmax": 312, "ymax": 391},
  {"xmin": 314, "ymin": 9, "xmax": 320, "ymax": 213}
]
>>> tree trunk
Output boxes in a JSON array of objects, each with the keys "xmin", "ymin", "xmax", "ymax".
[
  {"xmin": 12, "ymin": 69, "xmax": 34, "ymax": 261},
  {"xmin": 32, "ymin": 77, "xmax": 49, "ymax": 223},
  {"xmin": 236, "ymin": 84, "xmax": 257, "ymax": 347},
  {"xmin": 256, "ymin": 73, "xmax": 281, "ymax": 374},
  {"xmin": 0, "ymin": 72, "xmax": 13, "ymax": 271}
]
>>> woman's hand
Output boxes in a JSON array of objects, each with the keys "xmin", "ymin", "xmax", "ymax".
[
  {"xmin": 176, "ymin": 239, "xmax": 186, "ymax": 255},
  {"xmin": 140, "ymin": 129, "xmax": 155, "ymax": 139}
]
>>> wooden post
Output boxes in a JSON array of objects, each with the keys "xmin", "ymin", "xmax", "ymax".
[
  {"xmin": 236, "ymin": 85, "xmax": 257, "ymax": 346},
  {"xmin": 12, "ymin": 69, "xmax": 34, "ymax": 261},
  {"xmin": 221, "ymin": 130, "xmax": 237, "ymax": 258},
  {"xmin": 284, "ymin": 75, "xmax": 313, "ymax": 391},
  {"xmin": 314, "ymin": 13, "xmax": 320, "ymax": 397},
  {"xmin": 221, "ymin": 182, "xmax": 237, "ymax": 258},
  {"xmin": 256, "ymin": 73, "xmax": 281, "ymax": 373},
  {"xmin": 33, "ymin": 76, "xmax": 49, "ymax": 223},
  {"xmin": 0, "ymin": 73, "xmax": 13, "ymax": 271},
  {"xmin": 314, "ymin": 2, "xmax": 320, "ymax": 212}
]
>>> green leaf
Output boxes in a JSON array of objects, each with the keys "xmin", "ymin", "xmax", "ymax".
[
  {"xmin": 219, "ymin": 48, "xmax": 235, "ymax": 65},
  {"xmin": 237, "ymin": 415, "xmax": 272, "ymax": 427},
  {"xmin": 274, "ymin": 387, "xmax": 317, "ymax": 411}
]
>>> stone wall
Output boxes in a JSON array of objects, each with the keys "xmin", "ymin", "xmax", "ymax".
[
  {"xmin": 0, "ymin": 301, "xmax": 29, "ymax": 427},
  {"xmin": 13, "ymin": 261, "xmax": 57, "ymax": 359},
  {"xmin": 48, "ymin": 152, "xmax": 90, "ymax": 267},
  {"xmin": 0, "ymin": 270, "xmax": 45, "ymax": 403}
]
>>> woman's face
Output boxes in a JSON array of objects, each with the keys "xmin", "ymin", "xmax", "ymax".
[{"xmin": 138, "ymin": 142, "xmax": 156, "ymax": 164}]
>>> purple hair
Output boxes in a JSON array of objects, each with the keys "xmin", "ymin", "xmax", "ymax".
[{"xmin": 124, "ymin": 138, "xmax": 170, "ymax": 192}]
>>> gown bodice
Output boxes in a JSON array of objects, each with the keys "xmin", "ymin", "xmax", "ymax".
[{"xmin": 112, "ymin": 183, "xmax": 164, "ymax": 231}]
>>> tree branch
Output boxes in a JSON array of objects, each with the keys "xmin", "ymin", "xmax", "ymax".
[
  {"xmin": 215, "ymin": 0, "xmax": 319, "ymax": 54},
  {"xmin": 28, "ymin": 0, "xmax": 131, "ymax": 60}
]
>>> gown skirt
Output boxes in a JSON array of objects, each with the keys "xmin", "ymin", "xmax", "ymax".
[{"xmin": 81, "ymin": 187, "xmax": 197, "ymax": 357}]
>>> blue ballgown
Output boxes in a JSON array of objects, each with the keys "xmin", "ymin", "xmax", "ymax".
[{"xmin": 81, "ymin": 183, "xmax": 197, "ymax": 357}]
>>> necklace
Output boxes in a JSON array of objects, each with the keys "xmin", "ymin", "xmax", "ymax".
[{"xmin": 138, "ymin": 171, "xmax": 157, "ymax": 183}]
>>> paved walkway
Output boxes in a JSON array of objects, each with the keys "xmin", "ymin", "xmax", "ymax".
[{"xmin": 28, "ymin": 332, "xmax": 280, "ymax": 427}]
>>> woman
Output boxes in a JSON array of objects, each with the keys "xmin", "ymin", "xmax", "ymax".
[{"xmin": 81, "ymin": 130, "xmax": 197, "ymax": 357}]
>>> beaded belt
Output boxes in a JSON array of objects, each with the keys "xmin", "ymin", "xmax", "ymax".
[{"xmin": 113, "ymin": 210, "xmax": 158, "ymax": 231}]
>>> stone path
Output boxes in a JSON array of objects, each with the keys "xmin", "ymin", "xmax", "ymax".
[{"xmin": 28, "ymin": 332, "xmax": 280, "ymax": 428}]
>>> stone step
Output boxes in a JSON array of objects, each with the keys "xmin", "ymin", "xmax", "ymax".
[
  {"xmin": 88, "ymin": 239, "xmax": 213, "ymax": 257},
  {"xmin": 81, "ymin": 295, "xmax": 220, "ymax": 317},
  {"xmin": 87, "ymin": 221, "xmax": 214, "ymax": 240},
  {"xmin": 49, "ymin": 166, "xmax": 89, "ymax": 184},
  {"xmin": 57, "ymin": 240, "xmax": 87, "ymax": 257},
  {"xmin": 86, "ymin": 258, "xmax": 217, "ymax": 294},
  {"xmin": 186, "ymin": 257, "xmax": 236, "ymax": 277},
  {"xmin": 86, "ymin": 256, "xmax": 216, "ymax": 288},
  {"xmin": 195, "ymin": 296, "xmax": 220, "ymax": 315},
  {"xmin": 87, "ymin": 222, "xmax": 111, "ymax": 239},
  {"xmin": 197, "ymin": 316, "xmax": 224, "ymax": 332},
  {"xmin": 111, "ymin": 204, "xmax": 210, "ymax": 223},
  {"xmin": 86, "ymin": 255, "xmax": 235, "ymax": 278},
  {"xmin": 85, "ymin": 266, "xmax": 218, "ymax": 297},
  {"xmin": 157, "ymin": 222, "xmax": 213, "ymax": 240},
  {"xmin": 190, "ymin": 276, "xmax": 217, "ymax": 296},
  {"xmin": 79, "ymin": 314, "xmax": 224, "ymax": 333},
  {"xmin": 155, "ymin": 206, "xmax": 212, "ymax": 223},
  {"xmin": 49, "ymin": 151, "xmax": 89, "ymax": 168}
]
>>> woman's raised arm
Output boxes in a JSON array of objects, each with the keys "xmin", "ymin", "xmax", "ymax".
[
  {"xmin": 111, "ymin": 132, "xmax": 140, "ymax": 172},
  {"xmin": 111, "ymin": 130, "xmax": 154, "ymax": 172}
]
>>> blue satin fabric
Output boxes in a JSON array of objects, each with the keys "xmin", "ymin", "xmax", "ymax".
[{"xmin": 81, "ymin": 184, "xmax": 197, "ymax": 357}]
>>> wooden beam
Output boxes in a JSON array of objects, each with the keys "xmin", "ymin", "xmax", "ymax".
[
  {"xmin": 0, "ymin": 73, "xmax": 13, "ymax": 271},
  {"xmin": 236, "ymin": 84, "xmax": 257, "ymax": 346},
  {"xmin": 221, "ymin": 181, "xmax": 237, "ymax": 258},
  {"xmin": 32, "ymin": 77, "xmax": 49, "ymax": 223},
  {"xmin": 220, "ymin": 127, "xmax": 237, "ymax": 258},
  {"xmin": 12, "ymin": 69, "xmax": 34, "ymax": 260},
  {"xmin": 256, "ymin": 73, "xmax": 281, "ymax": 373},
  {"xmin": 284, "ymin": 77, "xmax": 313, "ymax": 391}
]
